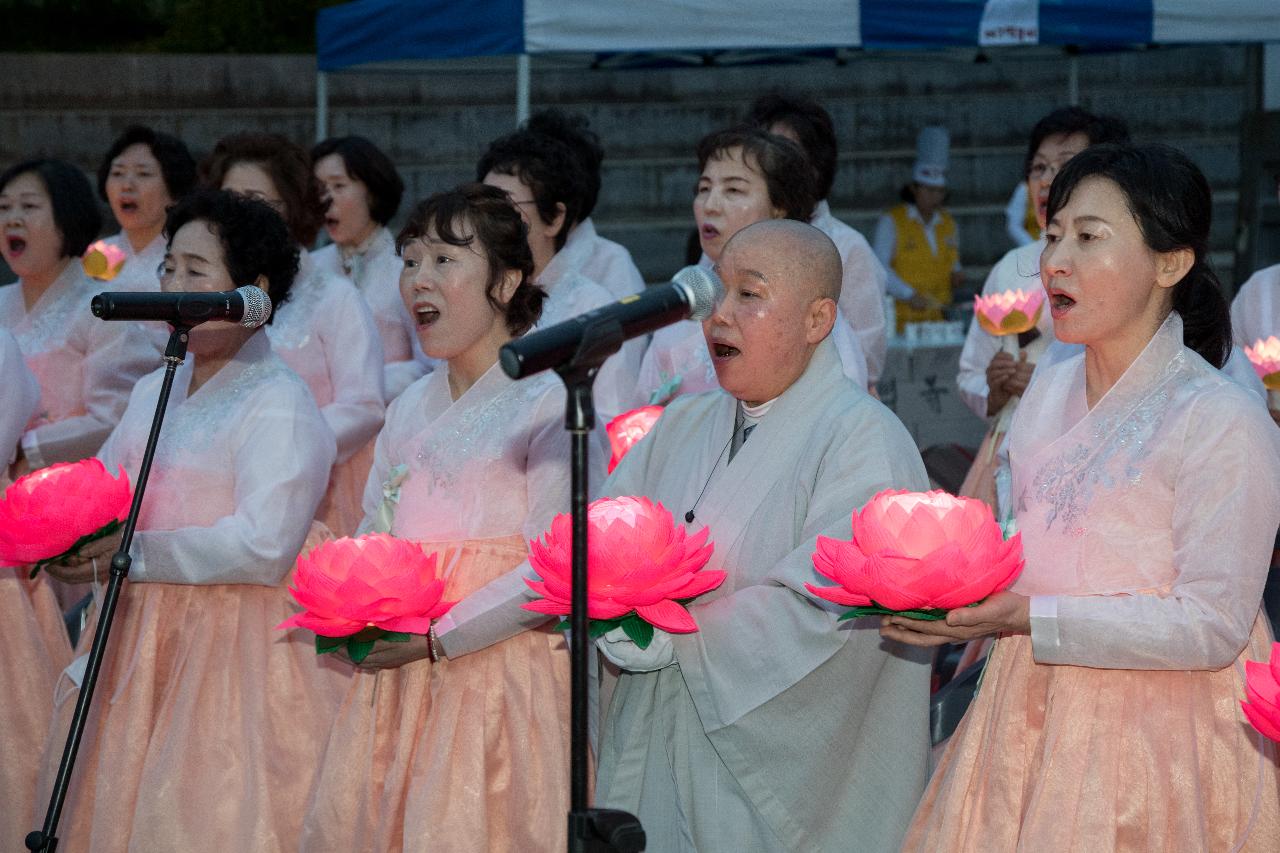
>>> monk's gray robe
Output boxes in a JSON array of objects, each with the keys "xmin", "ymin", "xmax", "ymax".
[{"xmin": 436, "ymin": 338, "xmax": 932, "ymax": 853}]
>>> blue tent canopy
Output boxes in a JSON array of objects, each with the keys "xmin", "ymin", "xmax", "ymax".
[{"xmin": 317, "ymin": 0, "xmax": 1280, "ymax": 72}]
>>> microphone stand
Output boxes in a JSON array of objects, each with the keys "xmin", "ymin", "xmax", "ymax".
[
  {"xmin": 507, "ymin": 317, "xmax": 645, "ymax": 853},
  {"xmin": 27, "ymin": 326, "xmax": 191, "ymax": 853}
]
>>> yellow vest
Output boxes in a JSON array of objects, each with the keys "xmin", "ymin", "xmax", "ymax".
[
  {"xmin": 1022, "ymin": 189, "xmax": 1041, "ymax": 241},
  {"xmin": 888, "ymin": 203, "xmax": 957, "ymax": 331}
]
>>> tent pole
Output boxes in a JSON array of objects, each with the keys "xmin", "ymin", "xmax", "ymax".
[
  {"xmin": 517, "ymin": 53, "xmax": 531, "ymax": 126},
  {"xmin": 1067, "ymin": 54, "xmax": 1079, "ymax": 106},
  {"xmin": 316, "ymin": 70, "xmax": 329, "ymax": 142}
]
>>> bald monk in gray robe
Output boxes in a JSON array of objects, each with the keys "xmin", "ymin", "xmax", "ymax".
[{"xmin": 434, "ymin": 220, "xmax": 932, "ymax": 852}]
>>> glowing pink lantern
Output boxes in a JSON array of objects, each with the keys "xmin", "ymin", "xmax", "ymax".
[
  {"xmin": 606, "ymin": 405, "xmax": 664, "ymax": 473},
  {"xmin": 277, "ymin": 534, "xmax": 454, "ymax": 662},
  {"xmin": 522, "ymin": 496, "xmax": 722, "ymax": 647},
  {"xmin": 82, "ymin": 240, "xmax": 128, "ymax": 282},
  {"xmin": 1245, "ymin": 337, "xmax": 1280, "ymax": 391},
  {"xmin": 806, "ymin": 489, "xmax": 1024, "ymax": 620},
  {"xmin": 1242, "ymin": 642, "xmax": 1280, "ymax": 742},
  {"xmin": 0, "ymin": 459, "xmax": 132, "ymax": 576}
]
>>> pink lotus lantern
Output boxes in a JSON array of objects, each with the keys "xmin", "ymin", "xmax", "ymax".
[
  {"xmin": 277, "ymin": 534, "xmax": 454, "ymax": 663},
  {"xmin": 1245, "ymin": 338, "xmax": 1280, "ymax": 410},
  {"xmin": 1242, "ymin": 642, "xmax": 1280, "ymax": 742},
  {"xmin": 522, "ymin": 496, "xmax": 722, "ymax": 648},
  {"xmin": 82, "ymin": 240, "xmax": 128, "ymax": 282},
  {"xmin": 806, "ymin": 489, "xmax": 1023, "ymax": 620},
  {"xmin": 0, "ymin": 459, "xmax": 132, "ymax": 577},
  {"xmin": 973, "ymin": 289, "xmax": 1045, "ymax": 354},
  {"xmin": 606, "ymin": 405, "xmax": 664, "ymax": 473}
]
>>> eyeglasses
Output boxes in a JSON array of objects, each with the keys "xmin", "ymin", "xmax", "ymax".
[{"xmin": 1028, "ymin": 162, "xmax": 1064, "ymax": 181}]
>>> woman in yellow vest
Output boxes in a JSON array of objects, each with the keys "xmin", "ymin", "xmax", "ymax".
[{"xmin": 873, "ymin": 125, "xmax": 962, "ymax": 333}]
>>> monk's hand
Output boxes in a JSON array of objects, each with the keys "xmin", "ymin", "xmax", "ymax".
[
  {"xmin": 349, "ymin": 633, "xmax": 433, "ymax": 670},
  {"xmin": 879, "ymin": 591, "xmax": 1030, "ymax": 647},
  {"xmin": 596, "ymin": 626, "xmax": 675, "ymax": 673},
  {"xmin": 43, "ymin": 530, "xmax": 124, "ymax": 584}
]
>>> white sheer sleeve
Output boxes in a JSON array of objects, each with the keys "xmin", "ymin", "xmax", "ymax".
[
  {"xmin": 23, "ymin": 317, "xmax": 159, "ymax": 468},
  {"xmin": 1032, "ymin": 387, "xmax": 1280, "ymax": 670},
  {"xmin": 1, "ymin": 329, "xmax": 39, "ymax": 466},
  {"xmin": 873, "ymin": 214, "xmax": 916, "ymax": 301},
  {"xmin": 128, "ymin": 384, "xmax": 337, "ymax": 586},
  {"xmin": 835, "ymin": 233, "xmax": 888, "ymax": 383},
  {"xmin": 317, "ymin": 281, "xmax": 386, "ymax": 462},
  {"xmin": 1005, "ymin": 183, "xmax": 1035, "ymax": 247}
]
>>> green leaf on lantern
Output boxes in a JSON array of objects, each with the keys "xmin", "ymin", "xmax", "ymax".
[
  {"xmin": 380, "ymin": 632, "xmax": 411, "ymax": 643},
  {"xmin": 840, "ymin": 599, "xmax": 984, "ymax": 622},
  {"xmin": 620, "ymin": 614, "xmax": 654, "ymax": 649},
  {"xmin": 315, "ymin": 634, "xmax": 346, "ymax": 654},
  {"xmin": 29, "ymin": 518, "xmax": 125, "ymax": 579},
  {"xmin": 347, "ymin": 637, "xmax": 377, "ymax": 663}
]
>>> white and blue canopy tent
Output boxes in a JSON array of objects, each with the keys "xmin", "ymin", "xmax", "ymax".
[{"xmin": 315, "ymin": 0, "xmax": 1280, "ymax": 139}]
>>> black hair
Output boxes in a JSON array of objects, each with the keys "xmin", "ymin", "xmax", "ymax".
[
  {"xmin": 0, "ymin": 158, "xmax": 101, "ymax": 257},
  {"xmin": 475, "ymin": 129, "xmax": 588, "ymax": 251},
  {"xmin": 164, "ymin": 189, "xmax": 300, "ymax": 318},
  {"xmin": 97, "ymin": 125, "xmax": 197, "ymax": 203},
  {"xmin": 310, "ymin": 135, "xmax": 405, "ymax": 226},
  {"xmin": 1046, "ymin": 142, "xmax": 1230, "ymax": 368},
  {"xmin": 397, "ymin": 183, "xmax": 544, "ymax": 337},
  {"xmin": 200, "ymin": 133, "xmax": 326, "ymax": 247},
  {"xmin": 1025, "ymin": 107, "xmax": 1130, "ymax": 179},
  {"xmin": 524, "ymin": 109, "xmax": 604, "ymax": 220},
  {"xmin": 695, "ymin": 125, "xmax": 817, "ymax": 222},
  {"xmin": 746, "ymin": 93, "xmax": 839, "ymax": 201}
]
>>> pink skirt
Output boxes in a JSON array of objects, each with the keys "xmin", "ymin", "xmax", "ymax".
[
  {"xmin": 317, "ymin": 438, "xmax": 376, "ymax": 538},
  {"xmin": 37, "ymin": 572, "xmax": 350, "ymax": 852},
  {"xmin": 300, "ymin": 535, "xmax": 573, "ymax": 853},
  {"xmin": 1, "ymin": 570, "xmax": 71, "ymax": 843},
  {"xmin": 903, "ymin": 618, "xmax": 1280, "ymax": 852}
]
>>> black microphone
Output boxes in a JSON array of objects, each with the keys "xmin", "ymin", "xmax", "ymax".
[
  {"xmin": 90, "ymin": 285, "xmax": 273, "ymax": 329},
  {"xmin": 500, "ymin": 266, "xmax": 721, "ymax": 380}
]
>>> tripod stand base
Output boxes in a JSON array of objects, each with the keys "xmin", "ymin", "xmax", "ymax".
[{"xmin": 571, "ymin": 808, "xmax": 646, "ymax": 852}]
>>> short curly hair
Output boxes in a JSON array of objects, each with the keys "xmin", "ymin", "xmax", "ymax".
[
  {"xmin": 164, "ymin": 189, "xmax": 300, "ymax": 320},
  {"xmin": 200, "ymin": 133, "xmax": 325, "ymax": 247},
  {"xmin": 310, "ymin": 135, "xmax": 404, "ymax": 226},
  {"xmin": 746, "ymin": 93, "xmax": 839, "ymax": 202},
  {"xmin": 397, "ymin": 183, "xmax": 544, "ymax": 337},
  {"xmin": 525, "ymin": 109, "xmax": 604, "ymax": 219},
  {"xmin": 695, "ymin": 126, "xmax": 817, "ymax": 222},
  {"xmin": 475, "ymin": 129, "xmax": 587, "ymax": 252},
  {"xmin": 97, "ymin": 125, "xmax": 197, "ymax": 204},
  {"xmin": 0, "ymin": 158, "xmax": 101, "ymax": 258}
]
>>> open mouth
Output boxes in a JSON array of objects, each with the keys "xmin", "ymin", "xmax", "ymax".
[
  {"xmin": 119, "ymin": 200, "xmax": 139, "ymax": 214},
  {"xmin": 700, "ymin": 224, "xmax": 720, "ymax": 241},
  {"xmin": 5, "ymin": 235, "xmax": 26, "ymax": 256},
  {"xmin": 414, "ymin": 305, "xmax": 440, "ymax": 327},
  {"xmin": 711, "ymin": 342, "xmax": 740, "ymax": 360},
  {"xmin": 1048, "ymin": 290, "xmax": 1076, "ymax": 313}
]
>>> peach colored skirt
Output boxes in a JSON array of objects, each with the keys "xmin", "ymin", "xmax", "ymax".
[
  {"xmin": 317, "ymin": 439, "xmax": 376, "ymax": 538},
  {"xmin": 36, "ymin": 573, "xmax": 350, "ymax": 852},
  {"xmin": 903, "ymin": 619, "xmax": 1280, "ymax": 852},
  {"xmin": 957, "ymin": 425, "xmax": 999, "ymax": 513},
  {"xmin": 300, "ymin": 535, "xmax": 573, "ymax": 853},
  {"xmin": 2, "ymin": 570, "xmax": 71, "ymax": 844}
]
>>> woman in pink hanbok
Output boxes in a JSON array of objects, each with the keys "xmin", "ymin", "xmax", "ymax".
[
  {"xmin": 311, "ymin": 135, "xmax": 429, "ymax": 402},
  {"xmin": 97, "ymin": 125, "xmax": 197, "ymax": 293},
  {"xmin": 887, "ymin": 143, "xmax": 1280, "ymax": 851},
  {"xmin": 204, "ymin": 132, "xmax": 385, "ymax": 537},
  {"xmin": 0, "ymin": 327, "xmax": 69, "ymax": 847},
  {"xmin": 39, "ymin": 190, "xmax": 343, "ymax": 852},
  {"xmin": 300, "ymin": 184, "xmax": 584, "ymax": 853},
  {"xmin": 636, "ymin": 126, "xmax": 868, "ymax": 403}
]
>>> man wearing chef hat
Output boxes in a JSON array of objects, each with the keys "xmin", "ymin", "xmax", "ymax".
[{"xmin": 873, "ymin": 126, "xmax": 964, "ymax": 332}]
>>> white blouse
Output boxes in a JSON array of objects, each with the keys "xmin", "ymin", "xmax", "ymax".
[
  {"xmin": 0, "ymin": 328, "xmax": 39, "ymax": 466},
  {"xmin": 0, "ymin": 263, "xmax": 160, "ymax": 468},
  {"xmin": 266, "ymin": 250, "xmax": 385, "ymax": 463},
  {"xmin": 98, "ymin": 331, "xmax": 335, "ymax": 585},
  {"xmin": 312, "ymin": 230, "xmax": 429, "ymax": 402}
]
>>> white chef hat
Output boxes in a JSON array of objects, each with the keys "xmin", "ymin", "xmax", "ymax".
[{"xmin": 912, "ymin": 126, "xmax": 950, "ymax": 188}]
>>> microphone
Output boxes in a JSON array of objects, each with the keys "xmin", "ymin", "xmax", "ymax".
[
  {"xmin": 90, "ymin": 285, "xmax": 273, "ymax": 329},
  {"xmin": 500, "ymin": 265, "xmax": 721, "ymax": 380}
]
